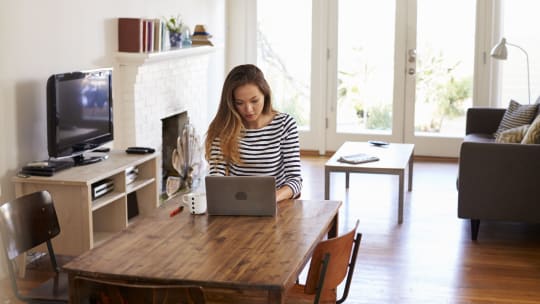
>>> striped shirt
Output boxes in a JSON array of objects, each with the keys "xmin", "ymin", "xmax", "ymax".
[{"xmin": 208, "ymin": 112, "xmax": 303, "ymax": 197}]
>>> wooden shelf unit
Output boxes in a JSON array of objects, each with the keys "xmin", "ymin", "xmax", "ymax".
[{"xmin": 12, "ymin": 151, "xmax": 159, "ymax": 256}]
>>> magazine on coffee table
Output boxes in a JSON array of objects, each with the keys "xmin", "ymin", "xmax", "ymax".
[{"xmin": 338, "ymin": 153, "xmax": 379, "ymax": 164}]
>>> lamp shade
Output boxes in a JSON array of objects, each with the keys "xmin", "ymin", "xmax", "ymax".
[{"xmin": 491, "ymin": 38, "xmax": 508, "ymax": 60}]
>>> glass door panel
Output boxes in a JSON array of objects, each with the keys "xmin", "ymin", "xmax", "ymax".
[
  {"xmin": 336, "ymin": 0, "xmax": 396, "ymax": 135},
  {"xmin": 325, "ymin": 0, "xmax": 401, "ymax": 151},
  {"xmin": 412, "ymin": 0, "xmax": 475, "ymax": 138},
  {"xmin": 256, "ymin": 0, "xmax": 312, "ymax": 130},
  {"xmin": 400, "ymin": 0, "xmax": 475, "ymax": 157}
]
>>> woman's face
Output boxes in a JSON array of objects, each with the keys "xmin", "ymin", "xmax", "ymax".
[{"xmin": 233, "ymin": 83, "xmax": 265, "ymax": 128}]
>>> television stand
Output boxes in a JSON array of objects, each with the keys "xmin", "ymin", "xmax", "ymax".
[
  {"xmin": 73, "ymin": 154, "xmax": 108, "ymax": 166},
  {"xmin": 13, "ymin": 150, "xmax": 159, "ymax": 256}
]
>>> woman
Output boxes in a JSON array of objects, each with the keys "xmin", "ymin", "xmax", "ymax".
[{"xmin": 205, "ymin": 64, "xmax": 302, "ymax": 202}]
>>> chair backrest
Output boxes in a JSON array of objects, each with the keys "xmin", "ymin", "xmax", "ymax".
[
  {"xmin": 0, "ymin": 190, "xmax": 61, "ymax": 261},
  {"xmin": 0, "ymin": 190, "xmax": 64, "ymax": 302},
  {"xmin": 73, "ymin": 276, "xmax": 206, "ymax": 304},
  {"xmin": 304, "ymin": 219, "xmax": 361, "ymax": 300}
]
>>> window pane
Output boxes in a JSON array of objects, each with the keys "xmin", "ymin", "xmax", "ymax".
[
  {"xmin": 499, "ymin": 0, "xmax": 540, "ymax": 106},
  {"xmin": 337, "ymin": 0, "xmax": 395, "ymax": 134},
  {"xmin": 257, "ymin": 0, "xmax": 312, "ymax": 130},
  {"xmin": 415, "ymin": 0, "xmax": 475, "ymax": 136}
]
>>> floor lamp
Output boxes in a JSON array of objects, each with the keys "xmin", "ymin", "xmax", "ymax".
[{"xmin": 490, "ymin": 37, "xmax": 531, "ymax": 104}]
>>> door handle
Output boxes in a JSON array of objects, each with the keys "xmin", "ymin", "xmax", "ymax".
[{"xmin": 408, "ymin": 49, "xmax": 416, "ymax": 63}]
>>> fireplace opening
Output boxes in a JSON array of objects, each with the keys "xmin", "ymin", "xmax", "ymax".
[{"xmin": 161, "ymin": 111, "xmax": 189, "ymax": 193}]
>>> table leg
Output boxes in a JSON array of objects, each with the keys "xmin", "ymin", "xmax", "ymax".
[
  {"xmin": 324, "ymin": 167, "xmax": 330, "ymax": 200},
  {"xmin": 328, "ymin": 213, "xmax": 339, "ymax": 239},
  {"xmin": 408, "ymin": 154, "xmax": 414, "ymax": 191},
  {"xmin": 268, "ymin": 290, "xmax": 284, "ymax": 304},
  {"xmin": 398, "ymin": 171, "xmax": 404, "ymax": 224},
  {"xmin": 345, "ymin": 172, "xmax": 350, "ymax": 189},
  {"xmin": 16, "ymin": 255, "xmax": 26, "ymax": 278}
]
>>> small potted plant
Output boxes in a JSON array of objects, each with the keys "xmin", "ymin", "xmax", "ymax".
[{"xmin": 164, "ymin": 15, "xmax": 183, "ymax": 48}]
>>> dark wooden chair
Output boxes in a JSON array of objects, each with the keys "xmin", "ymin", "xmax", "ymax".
[
  {"xmin": 286, "ymin": 220, "xmax": 361, "ymax": 304},
  {"xmin": 0, "ymin": 190, "xmax": 69, "ymax": 303},
  {"xmin": 72, "ymin": 276, "xmax": 206, "ymax": 304}
]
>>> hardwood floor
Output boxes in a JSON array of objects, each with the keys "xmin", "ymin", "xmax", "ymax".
[
  {"xmin": 3, "ymin": 156, "xmax": 540, "ymax": 303},
  {"xmin": 301, "ymin": 156, "xmax": 540, "ymax": 304}
]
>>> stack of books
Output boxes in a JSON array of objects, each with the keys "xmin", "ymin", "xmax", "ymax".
[
  {"xmin": 118, "ymin": 18, "xmax": 169, "ymax": 53},
  {"xmin": 191, "ymin": 24, "xmax": 213, "ymax": 46}
]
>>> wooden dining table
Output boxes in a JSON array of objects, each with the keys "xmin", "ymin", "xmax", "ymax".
[{"xmin": 63, "ymin": 198, "xmax": 341, "ymax": 304}]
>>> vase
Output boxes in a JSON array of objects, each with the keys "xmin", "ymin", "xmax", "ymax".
[{"xmin": 169, "ymin": 32, "xmax": 182, "ymax": 48}]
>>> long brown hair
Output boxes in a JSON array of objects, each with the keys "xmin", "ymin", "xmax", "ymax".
[{"xmin": 205, "ymin": 64, "xmax": 274, "ymax": 165}]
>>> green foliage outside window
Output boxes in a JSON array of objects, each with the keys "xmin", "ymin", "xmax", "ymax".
[{"xmin": 415, "ymin": 49, "xmax": 472, "ymax": 132}]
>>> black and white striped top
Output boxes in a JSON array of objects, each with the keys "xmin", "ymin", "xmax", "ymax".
[{"xmin": 208, "ymin": 112, "xmax": 303, "ymax": 197}]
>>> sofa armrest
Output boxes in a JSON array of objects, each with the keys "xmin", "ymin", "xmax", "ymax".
[
  {"xmin": 465, "ymin": 108, "xmax": 506, "ymax": 135},
  {"xmin": 458, "ymin": 141, "xmax": 540, "ymax": 222}
]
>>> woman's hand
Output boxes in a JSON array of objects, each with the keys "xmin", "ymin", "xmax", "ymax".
[{"xmin": 276, "ymin": 185, "xmax": 294, "ymax": 202}]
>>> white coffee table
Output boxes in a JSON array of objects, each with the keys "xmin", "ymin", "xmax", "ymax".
[{"xmin": 324, "ymin": 141, "xmax": 414, "ymax": 224}]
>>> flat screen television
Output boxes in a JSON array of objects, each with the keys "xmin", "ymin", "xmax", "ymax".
[{"xmin": 46, "ymin": 68, "xmax": 114, "ymax": 165}]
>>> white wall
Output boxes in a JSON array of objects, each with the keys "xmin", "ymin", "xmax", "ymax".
[{"xmin": 0, "ymin": 0, "xmax": 225, "ymax": 281}]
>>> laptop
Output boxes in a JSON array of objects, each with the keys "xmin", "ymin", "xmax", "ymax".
[{"xmin": 205, "ymin": 176, "xmax": 277, "ymax": 216}]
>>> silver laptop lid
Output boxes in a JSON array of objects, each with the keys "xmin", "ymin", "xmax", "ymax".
[{"xmin": 205, "ymin": 176, "xmax": 277, "ymax": 216}]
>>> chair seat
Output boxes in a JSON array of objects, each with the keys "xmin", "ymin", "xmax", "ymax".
[
  {"xmin": 24, "ymin": 272, "xmax": 69, "ymax": 303},
  {"xmin": 285, "ymin": 283, "xmax": 336, "ymax": 304}
]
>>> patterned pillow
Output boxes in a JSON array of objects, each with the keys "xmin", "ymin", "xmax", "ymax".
[
  {"xmin": 522, "ymin": 115, "xmax": 540, "ymax": 144},
  {"xmin": 496, "ymin": 124, "xmax": 530, "ymax": 143},
  {"xmin": 494, "ymin": 100, "xmax": 538, "ymax": 138}
]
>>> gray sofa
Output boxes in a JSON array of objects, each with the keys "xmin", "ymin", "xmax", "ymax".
[{"xmin": 457, "ymin": 107, "xmax": 540, "ymax": 240}]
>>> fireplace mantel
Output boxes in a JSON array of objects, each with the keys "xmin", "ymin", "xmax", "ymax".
[{"xmin": 115, "ymin": 45, "xmax": 214, "ymax": 65}]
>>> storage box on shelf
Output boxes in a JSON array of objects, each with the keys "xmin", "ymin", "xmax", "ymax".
[{"xmin": 12, "ymin": 151, "xmax": 159, "ymax": 255}]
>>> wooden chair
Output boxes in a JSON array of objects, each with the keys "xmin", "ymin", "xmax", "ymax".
[
  {"xmin": 286, "ymin": 220, "xmax": 361, "ymax": 304},
  {"xmin": 0, "ymin": 190, "xmax": 69, "ymax": 303},
  {"xmin": 72, "ymin": 276, "xmax": 206, "ymax": 304}
]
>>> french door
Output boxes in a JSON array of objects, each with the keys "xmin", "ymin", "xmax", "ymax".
[
  {"xmin": 253, "ymin": 0, "xmax": 476, "ymax": 156},
  {"xmin": 326, "ymin": 0, "xmax": 476, "ymax": 156}
]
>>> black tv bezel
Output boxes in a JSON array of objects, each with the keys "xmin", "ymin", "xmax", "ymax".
[{"xmin": 46, "ymin": 68, "xmax": 114, "ymax": 160}]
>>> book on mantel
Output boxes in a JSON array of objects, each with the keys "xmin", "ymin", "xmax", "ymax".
[
  {"xmin": 118, "ymin": 18, "xmax": 166, "ymax": 53},
  {"xmin": 118, "ymin": 18, "xmax": 143, "ymax": 52},
  {"xmin": 337, "ymin": 153, "xmax": 379, "ymax": 164}
]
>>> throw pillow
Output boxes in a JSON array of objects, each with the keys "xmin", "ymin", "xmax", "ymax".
[
  {"xmin": 496, "ymin": 125, "xmax": 530, "ymax": 143},
  {"xmin": 494, "ymin": 100, "xmax": 538, "ymax": 138},
  {"xmin": 522, "ymin": 115, "xmax": 540, "ymax": 144}
]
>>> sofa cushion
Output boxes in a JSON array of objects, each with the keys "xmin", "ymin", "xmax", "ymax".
[
  {"xmin": 494, "ymin": 100, "xmax": 538, "ymax": 138},
  {"xmin": 496, "ymin": 125, "xmax": 530, "ymax": 143},
  {"xmin": 522, "ymin": 115, "xmax": 540, "ymax": 144},
  {"xmin": 464, "ymin": 133, "xmax": 495, "ymax": 143}
]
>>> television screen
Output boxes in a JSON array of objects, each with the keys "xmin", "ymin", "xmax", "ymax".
[{"xmin": 47, "ymin": 68, "xmax": 113, "ymax": 164}]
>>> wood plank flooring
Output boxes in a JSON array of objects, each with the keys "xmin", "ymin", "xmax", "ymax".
[
  {"xmin": 2, "ymin": 156, "xmax": 540, "ymax": 303},
  {"xmin": 301, "ymin": 156, "xmax": 540, "ymax": 304}
]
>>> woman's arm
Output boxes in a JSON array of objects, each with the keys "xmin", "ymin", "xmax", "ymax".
[
  {"xmin": 280, "ymin": 115, "xmax": 303, "ymax": 198},
  {"xmin": 208, "ymin": 138, "xmax": 227, "ymax": 176}
]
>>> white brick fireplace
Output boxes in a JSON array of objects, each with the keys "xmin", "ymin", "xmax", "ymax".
[{"xmin": 113, "ymin": 46, "xmax": 215, "ymax": 151}]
